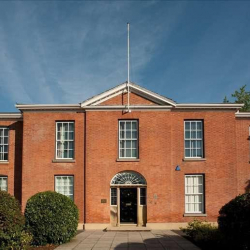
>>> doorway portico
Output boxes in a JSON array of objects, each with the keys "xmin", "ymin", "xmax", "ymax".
[{"xmin": 110, "ymin": 171, "xmax": 147, "ymax": 227}]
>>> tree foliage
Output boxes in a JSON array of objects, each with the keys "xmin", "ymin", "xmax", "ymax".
[{"xmin": 223, "ymin": 85, "xmax": 250, "ymax": 111}]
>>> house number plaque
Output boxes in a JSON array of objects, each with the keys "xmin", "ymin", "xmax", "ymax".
[{"xmin": 101, "ymin": 199, "xmax": 107, "ymax": 203}]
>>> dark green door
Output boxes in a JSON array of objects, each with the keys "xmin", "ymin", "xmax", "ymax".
[{"xmin": 120, "ymin": 188, "xmax": 137, "ymax": 223}]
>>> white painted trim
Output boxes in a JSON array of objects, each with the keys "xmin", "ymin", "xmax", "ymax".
[
  {"xmin": 176, "ymin": 103, "xmax": 244, "ymax": 109},
  {"xmin": 81, "ymin": 82, "xmax": 177, "ymax": 107},
  {"xmin": 81, "ymin": 84, "xmax": 127, "ymax": 107},
  {"xmin": 15, "ymin": 104, "xmax": 81, "ymax": 111},
  {"xmin": 131, "ymin": 84, "xmax": 177, "ymax": 106},
  {"xmin": 235, "ymin": 112, "xmax": 250, "ymax": 118},
  {"xmin": 0, "ymin": 113, "xmax": 22, "ymax": 119}
]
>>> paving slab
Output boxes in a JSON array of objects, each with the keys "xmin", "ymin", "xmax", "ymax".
[{"xmin": 55, "ymin": 230, "xmax": 200, "ymax": 250}]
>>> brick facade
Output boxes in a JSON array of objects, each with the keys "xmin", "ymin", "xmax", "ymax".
[{"xmin": 0, "ymin": 83, "xmax": 249, "ymax": 228}]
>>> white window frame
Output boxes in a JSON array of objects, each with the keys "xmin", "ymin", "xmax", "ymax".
[
  {"xmin": 55, "ymin": 176, "xmax": 74, "ymax": 201},
  {"xmin": 184, "ymin": 120, "xmax": 203, "ymax": 158},
  {"xmin": 139, "ymin": 187, "xmax": 147, "ymax": 206},
  {"xmin": 0, "ymin": 176, "xmax": 8, "ymax": 191},
  {"xmin": 0, "ymin": 127, "xmax": 9, "ymax": 162},
  {"xmin": 185, "ymin": 175, "xmax": 204, "ymax": 214},
  {"xmin": 110, "ymin": 187, "xmax": 117, "ymax": 206},
  {"xmin": 118, "ymin": 120, "xmax": 138, "ymax": 159},
  {"xmin": 56, "ymin": 121, "xmax": 74, "ymax": 159}
]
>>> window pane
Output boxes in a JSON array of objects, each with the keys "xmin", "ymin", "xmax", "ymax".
[
  {"xmin": 132, "ymin": 122, "xmax": 137, "ymax": 130},
  {"xmin": 69, "ymin": 150, "xmax": 74, "ymax": 158},
  {"xmin": 120, "ymin": 131, "xmax": 125, "ymax": 139},
  {"xmin": 185, "ymin": 149, "xmax": 190, "ymax": 157},
  {"xmin": 191, "ymin": 131, "xmax": 196, "ymax": 138},
  {"xmin": 132, "ymin": 149, "xmax": 137, "ymax": 158},
  {"xmin": 132, "ymin": 131, "xmax": 137, "ymax": 139},
  {"xmin": 197, "ymin": 122, "xmax": 202, "ymax": 130},
  {"xmin": 126, "ymin": 141, "xmax": 131, "ymax": 148},
  {"xmin": 120, "ymin": 149, "xmax": 125, "ymax": 157},
  {"xmin": 126, "ymin": 122, "xmax": 131, "ymax": 130},
  {"xmin": 126, "ymin": 131, "xmax": 131, "ymax": 139},
  {"xmin": 197, "ymin": 149, "xmax": 202, "ymax": 157},
  {"xmin": 185, "ymin": 131, "xmax": 190, "ymax": 139},
  {"xmin": 185, "ymin": 122, "xmax": 190, "ymax": 130},
  {"xmin": 185, "ymin": 141, "xmax": 190, "ymax": 148},
  {"xmin": 69, "ymin": 123, "xmax": 74, "ymax": 131},
  {"xmin": 197, "ymin": 131, "xmax": 202, "ymax": 139},
  {"xmin": 120, "ymin": 141, "xmax": 125, "ymax": 148},
  {"xmin": 191, "ymin": 122, "xmax": 196, "ymax": 130},
  {"xmin": 69, "ymin": 132, "xmax": 74, "ymax": 140},
  {"xmin": 126, "ymin": 149, "xmax": 131, "ymax": 157},
  {"xmin": 120, "ymin": 122, "xmax": 125, "ymax": 130},
  {"xmin": 132, "ymin": 141, "xmax": 137, "ymax": 148}
]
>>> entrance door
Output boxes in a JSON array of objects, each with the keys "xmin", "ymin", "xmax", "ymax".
[{"xmin": 120, "ymin": 188, "xmax": 137, "ymax": 224}]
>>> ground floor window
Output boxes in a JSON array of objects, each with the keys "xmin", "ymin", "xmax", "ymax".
[
  {"xmin": 0, "ymin": 176, "xmax": 7, "ymax": 191},
  {"xmin": 185, "ymin": 175, "xmax": 204, "ymax": 213},
  {"xmin": 140, "ymin": 188, "xmax": 146, "ymax": 205},
  {"xmin": 110, "ymin": 188, "xmax": 117, "ymax": 206},
  {"xmin": 55, "ymin": 176, "xmax": 74, "ymax": 201}
]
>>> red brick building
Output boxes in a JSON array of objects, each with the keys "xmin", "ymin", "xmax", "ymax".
[{"xmin": 0, "ymin": 82, "xmax": 249, "ymax": 229}]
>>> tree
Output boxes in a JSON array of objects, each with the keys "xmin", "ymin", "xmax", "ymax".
[{"xmin": 223, "ymin": 85, "xmax": 250, "ymax": 111}]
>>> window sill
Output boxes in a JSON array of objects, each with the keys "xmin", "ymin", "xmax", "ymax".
[
  {"xmin": 52, "ymin": 159, "xmax": 75, "ymax": 163},
  {"xmin": 116, "ymin": 158, "xmax": 140, "ymax": 162},
  {"xmin": 183, "ymin": 158, "xmax": 206, "ymax": 162},
  {"xmin": 0, "ymin": 161, "xmax": 9, "ymax": 164},
  {"xmin": 183, "ymin": 213, "xmax": 207, "ymax": 217}
]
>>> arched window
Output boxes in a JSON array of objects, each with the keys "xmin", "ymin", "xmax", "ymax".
[{"xmin": 110, "ymin": 171, "xmax": 146, "ymax": 185}]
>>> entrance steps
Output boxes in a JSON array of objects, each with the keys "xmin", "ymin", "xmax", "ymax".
[{"xmin": 105, "ymin": 225, "xmax": 151, "ymax": 232}]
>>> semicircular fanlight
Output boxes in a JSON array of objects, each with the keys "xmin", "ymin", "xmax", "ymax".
[{"xmin": 111, "ymin": 171, "xmax": 146, "ymax": 185}]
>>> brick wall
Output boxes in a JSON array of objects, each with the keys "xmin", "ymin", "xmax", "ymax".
[
  {"xmin": 85, "ymin": 108, "xmax": 238, "ymax": 223},
  {"xmin": 21, "ymin": 112, "xmax": 85, "ymax": 222},
  {"xmin": 0, "ymin": 120, "xmax": 22, "ymax": 203}
]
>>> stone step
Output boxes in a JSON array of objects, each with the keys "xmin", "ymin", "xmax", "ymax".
[{"xmin": 105, "ymin": 225, "xmax": 151, "ymax": 232}]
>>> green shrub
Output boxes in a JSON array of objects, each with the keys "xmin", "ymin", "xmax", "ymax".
[
  {"xmin": 0, "ymin": 190, "xmax": 32, "ymax": 249},
  {"xmin": 25, "ymin": 191, "xmax": 79, "ymax": 246},
  {"xmin": 218, "ymin": 193, "xmax": 250, "ymax": 249},
  {"xmin": 181, "ymin": 220, "xmax": 223, "ymax": 249}
]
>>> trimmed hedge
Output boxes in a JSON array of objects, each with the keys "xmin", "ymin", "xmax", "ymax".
[
  {"xmin": 25, "ymin": 191, "xmax": 79, "ymax": 246},
  {"xmin": 218, "ymin": 193, "xmax": 250, "ymax": 249},
  {"xmin": 0, "ymin": 190, "xmax": 32, "ymax": 249}
]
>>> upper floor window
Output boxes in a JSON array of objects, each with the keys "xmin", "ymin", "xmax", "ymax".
[
  {"xmin": 0, "ymin": 127, "xmax": 8, "ymax": 161},
  {"xmin": 0, "ymin": 176, "xmax": 7, "ymax": 191},
  {"xmin": 184, "ymin": 120, "xmax": 203, "ymax": 158},
  {"xmin": 55, "ymin": 176, "xmax": 74, "ymax": 201},
  {"xmin": 185, "ymin": 175, "xmax": 204, "ymax": 213},
  {"xmin": 56, "ymin": 122, "xmax": 74, "ymax": 159},
  {"xmin": 119, "ymin": 120, "xmax": 138, "ymax": 158}
]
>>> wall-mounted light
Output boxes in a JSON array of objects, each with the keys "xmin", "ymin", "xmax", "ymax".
[{"xmin": 175, "ymin": 165, "xmax": 181, "ymax": 171}]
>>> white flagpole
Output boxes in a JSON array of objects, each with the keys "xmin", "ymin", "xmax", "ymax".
[{"xmin": 127, "ymin": 23, "xmax": 130, "ymax": 112}]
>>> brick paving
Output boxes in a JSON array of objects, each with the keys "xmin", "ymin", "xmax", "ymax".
[{"xmin": 56, "ymin": 230, "xmax": 200, "ymax": 250}]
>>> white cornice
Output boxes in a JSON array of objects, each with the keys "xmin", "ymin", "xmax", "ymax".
[
  {"xmin": 0, "ymin": 113, "xmax": 23, "ymax": 119},
  {"xmin": 15, "ymin": 104, "xmax": 81, "ymax": 111},
  {"xmin": 84, "ymin": 105, "xmax": 173, "ymax": 111},
  {"xmin": 235, "ymin": 112, "xmax": 250, "ymax": 118},
  {"xmin": 176, "ymin": 103, "xmax": 244, "ymax": 109}
]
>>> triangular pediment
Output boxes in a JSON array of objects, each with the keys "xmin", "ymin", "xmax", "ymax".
[{"xmin": 81, "ymin": 82, "xmax": 176, "ymax": 107}]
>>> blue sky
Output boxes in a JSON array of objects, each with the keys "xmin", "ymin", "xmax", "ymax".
[{"xmin": 0, "ymin": 1, "xmax": 250, "ymax": 112}]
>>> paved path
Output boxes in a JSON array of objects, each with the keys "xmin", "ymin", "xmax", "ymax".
[{"xmin": 56, "ymin": 230, "xmax": 200, "ymax": 250}]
